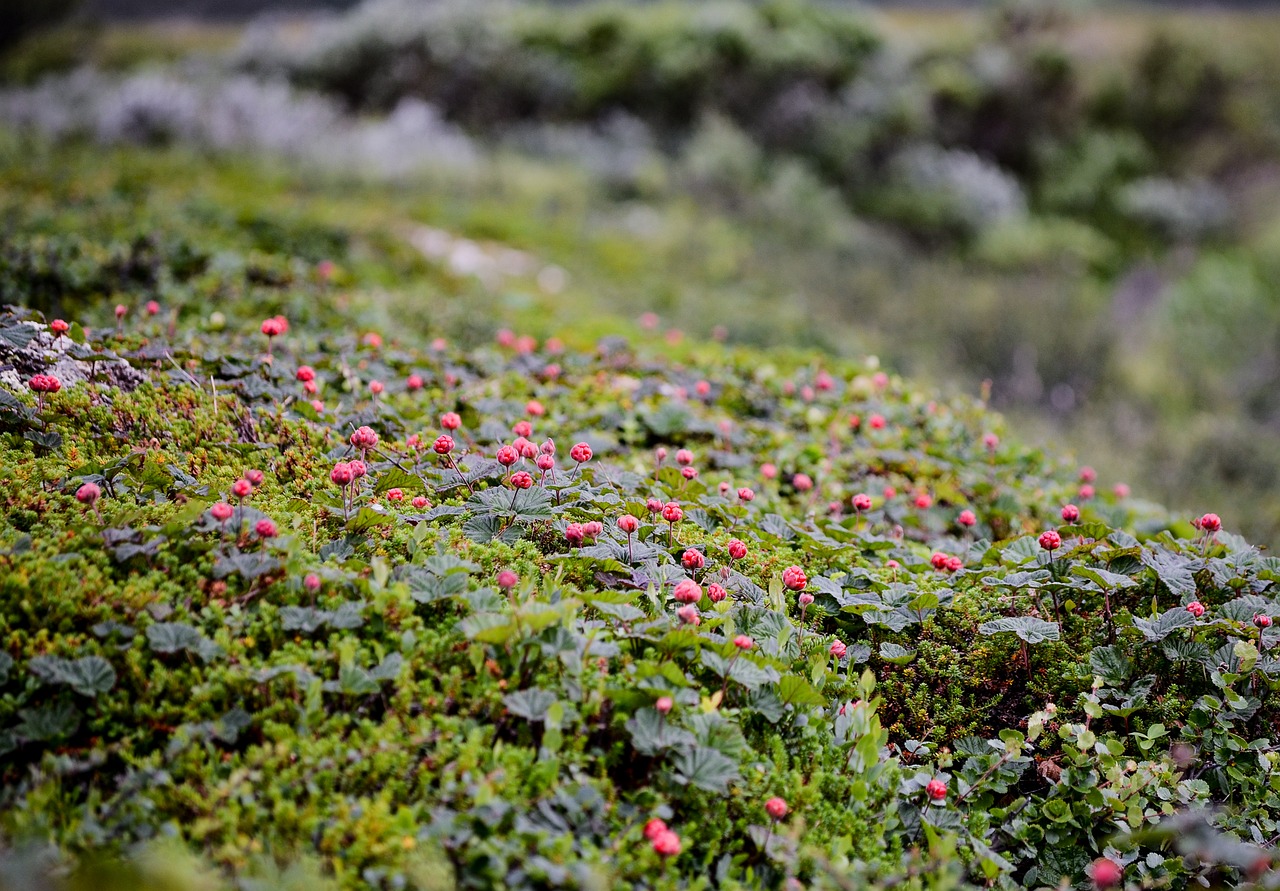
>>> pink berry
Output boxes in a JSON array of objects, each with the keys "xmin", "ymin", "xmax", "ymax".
[
  {"xmin": 387, "ymin": 488, "xmax": 404, "ymax": 501},
  {"xmin": 643, "ymin": 818, "xmax": 667, "ymax": 841},
  {"xmin": 1079, "ymin": 484, "xmax": 1096, "ymax": 500},
  {"xmin": 983, "ymin": 433, "xmax": 999, "ymax": 451},
  {"xmin": 652, "ymin": 829, "xmax": 681, "ymax": 858},
  {"xmin": 115, "ymin": 303, "xmax": 128, "ymax": 320},
  {"xmin": 926, "ymin": 778, "xmax": 947, "ymax": 801},
  {"xmin": 1061, "ymin": 504, "xmax": 1080, "ymax": 523},
  {"xmin": 676, "ymin": 604, "xmax": 700, "ymax": 625},
  {"xmin": 727, "ymin": 539, "xmax": 747, "ymax": 560},
  {"xmin": 570, "ymin": 442, "xmax": 593, "ymax": 463},
  {"xmin": 945, "ymin": 556, "xmax": 963, "ymax": 572},
  {"xmin": 433, "ymin": 435, "xmax": 454, "ymax": 455},
  {"xmin": 618, "ymin": 515, "xmax": 640, "ymax": 534},
  {"xmin": 869, "ymin": 414, "xmax": 886, "ymax": 430},
  {"xmin": 852, "ymin": 493, "xmax": 872, "ymax": 512},
  {"xmin": 526, "ymin": 400, "xmax": 545, "ymax": 416},
  {"xmin": 510, "ymin": 471, "xmax": 534, "ymax": 489},
  {"xmin": 914, "ymin": 493, "xmax": 932, "ymax": 509},
  {"xmin": 1186, "ymin": 601, "xmax": 1205, "ymax": 618},
  {"xmin": 673, "ymin": 579, "xmax": 702, "ymax": 604},
  {"xmin": 1039, "ymin": 530, "xmax": 1062, "ymax": 551},
  {"xmin": 719, "ymin": 481, "xmax": 731, "ymax": 497},
  {"xmin": 662, "ymin": 502, "xmax": 683, "ymax": 524},
  {"xmin": 733, "ymin": 635, "xmax": 753, "ymax": 650},
  {"xmin": 655, "ymin": 696, "xmax": 673, "ymax": 714},
  {"xmin": 1256, "ymin": 614, "xmax": 1273, "ymax": 629},
  {"xmin": 536, "ymin": 454, "xmax": 554, "ymax": 471},
  {"xmin": 233, "ymin": 478, "xmax": 253, "ymax": 499},
  {"xmin": 1113, "ymin": 483, "xmax": 1130, "ymax": 499},
  {"xmin": 412, "ymin": 496, "xmax": 429, "ymax": 509},
  {"xmin": 351, "ymin": 426, "xmax": 379, "ymax": 450},
  {"xmin": 583, "ymin": 521, "xmax": 603, "ymax": 540},
  {"xmin": 958, "ymin": 509, "xmax": 976, "ymax": 527},
  {"xmin": 647, "ymin": 498, "xmax": 663, "ymax": 514},
  {"xmin": 496, "ymin": 445, "xmax": 519, "ymax": 466},
  {"xmin": 798, "ymin": 592, "xmax": 814, "ymax": 607},
  {"xmin": 497, "ymin": 570, "xmax": 519, "ymax": 589},
  {"xmin": 246, "ymin": 469, "xmax": 265, "ymax": 486},
  {"xmin": 761, "ymin": 463, "xmax": 777, "ymax": 480},
  {"xmin": 764, "ymin": 797, "xmax": 788, "ymax": 820},
  {"xmin": 782, "ymin": 566, "xmax": 807, "ymax": 591},
  {"xmin": 304, "ymin": 573, "xmax": 321, "ymax": 591},
  {"xmin": 513, "ymin": 420, "xmax": 533, "ymax": 438},
  {"xmin": 675, "ymin": 449, "xmax": 694, "ymax": 466},
  {"xmin": 1198, "ymin": 513, "xmax": 1222, "ymax": 533},
  {"xmin": 75, "ymin": 482, "xmax": 101, "ymax": 504},
  {"xmin": 296, "ymin": 365, "xmax": 316, "ymax": 382},
  {"xmin": 331, "ymin": 463, "xmax": 353, "ymax": 485},
  {"xmin": 260, "ymin": 317, "xmax": 285, "ymax": 337},
  {"xmin": 362, "ymin": 331, "xmax": 381, "ymax": 348},
  {"xmin": 50, "ymin": 319, "xmax": 69, "ymax": 334},
  {"xmin": 1080, "ymin": 466, "xmax": 1097, "ymax": 483},
  {"xmin": 793, "ymin": 473, "xmax": 813, "ymax": 492},
  {"xmin": 1091, "ymin": 858, "xmax": 1122, "ymax": 889},
  {"xmin": 883, "ymin": 486, "xmax": 897, "ymax": 500},
  {"xmin": 441, "ymin": 412, "xmax": 461, "ymax": 430},
  {"xmin": 255, "ymin": 518, "xmax": 278, "ymax": 538},
  {"xmin": 210, "ymin": 502, "xmax": 233, "ymax": 521},
  {"xmin": 310, "ymin": 399, "xmax": 324, "ymax": 413},
  {"xmin": 565, "ymin": 523, "xmax": 585, "ymax": 546},
  {"xmin": 348, "ymin": 460, "xmax": 367, "ymax": 479},
  {"xmin": 406, "ymin": 374, "xmax": 424, "ymax": 391},
  {"xmin": 707, "ymin": 583, "xmax": 727, "ymax": 603},
  {"xmin": 737, "ymin": 487, "xmax": 755, "ymax": 502},
  {"xmin": 931, "ymin": 553, "xmax": 949, "ymax": 570},
  {"xmin": 830, "ymin": 640, "xmax": 847, "ymax": 658}
]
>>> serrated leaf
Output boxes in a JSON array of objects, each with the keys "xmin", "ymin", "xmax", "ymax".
[
  {"xmin": 1132, "ymin": 607, "xmax": 1197, "ymax": 642},
  {"xmin": 978, "ymin": 616, "xmax": 1060, "ymax": 644},
  {"xmin": 1140, "ymin": 549, "xmax": 1197, "ymax": 599},
  {"xmin": 671, "ymin": 746, "xmax": 741, "ymax": 794},
  {"xmin": 627, "ymin": 707, "xmax": 696, "ymax": 755},
  {"xmin": 504, "ymin": 688, "xmax": 558, "ymax": 722},
  {"xmin": 776, "ymin": 675, "xmax": 826, "ymax": 708},
  {"xmin": 879, "ymin": 642, "xmax": 917, "ymax": 664}
]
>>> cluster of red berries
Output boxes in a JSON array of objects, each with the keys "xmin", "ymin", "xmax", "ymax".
[
  {"xmin": 930, "ymin": 552, "xmax": 963, "ymax": 573},
  {"xmin": 260, "ymin": 316, "xmax": 289, "ymax": 338},
  {"xmin": 28, "ymin": 374, "xmax": 62, "ymax": 394}
]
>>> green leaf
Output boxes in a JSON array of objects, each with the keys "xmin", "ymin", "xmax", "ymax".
[
  {"xmin": 27, "ymin": 655, "xmax": 116, "ymax": 697},
  {"xmin": 671, "ymin": 746, "xmax": 741, "ymax": 794},
  {"xmin": 627, "ymin": 708, "xmax": 696, "ymax": 755},
  {"xmin": 879, "ymin": 642, "xmax": 917, "ymax": 664},
  {"xmin": 504, "ymin": 688, "xmax": 558, "ymax": 722},
  {"xmin": 776, "ymin": 675, "xmax": 826, "ymax": 708},
  {"xmin": 1089, "ymin": 646, "xmax": 1132, "ymax": 684},
  {"xmin": 1140, "ymin": 549, "xmax": 1197, "ymax": 599},
  {"xmin": 17, "ymin": 700, "xmax": 80, "ymax": 741},
  {"xmin": 1132, "ymin": 607, "xmax": 1197, "ymax": 642},
  {"xmin": 978, "ymin": 617, "xmax": 1060, "ymax": 644}
]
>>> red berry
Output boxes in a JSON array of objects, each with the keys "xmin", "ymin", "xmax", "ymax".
[
  {"xmin": 737, "ymin": 487, "xmax": 755, "ymax": 502},
  {"xmin": 869, "ymin": 414, "xmax": 886, "ymax": 429},
  {"xmin": 513, "ymin": 420, "xmax": 532, "ymax": 438},
  {"xmin": 348, "ymin": 460, "xmax": 367, "ymax": 479},
  {"xmin": 1061, "ymin": 504, "xmax": 1080, "ymax": 523},
  {"xmin": 351, "ymin": 426, "xmax": 379, "ymax": 450},
  {"xmin": 75, "ymin": 482, "xmax": 101, "ymax": 504},
  {"xmin": 1186, "ymin": 601, "xmax": 1205, "ymax": 618},
  {"xmin": 211, "ymin": 502, "xmax": 233, "ymax": 521},
  {"xmin": 764, "ymin": 797, "xmax": 788, "ymax": 820},
  {"xmin": 643, "ymin": 818, "xmax": 667, "ymax": 841},
  {"xmin": 412, "ymin": 496, "xmax": 429, "ymax": 509},
  {"xmin": 245, "ymin": 469, "xmax": 265, "ymax": 486},
  {"xmin": 618, "ymin": 515, "xmax": 640, "ymax": 534},
  {"xmin": 50, "ymin": 319, "xmax": 69, "ymax": 334},
  {"xmin": 852, "ymin": 493, "xmax": 872, "ymax": 512},
  {"xmin": 296, "ymin": 365, "xmax": 316, "ymax": 382},
  {"xmin": 926, "ymin": 778, "xmax": 947, "ymax": 801},
  {"xmin": 673, "ymin": 579, "xmax": 702, "ymax": 604},
  {"xmin": 1039, "ymin": 530, "xmax": 1062, "ymax": 551},
  {"xmin": 958, "ymin": 509, "xmax": 977, "ymax": 527},
  {"xmin": 652, "ymin": 829, "xmax": 681, "ymax": 858},
  {"xmin": 1091, "ymin": 858, "xmax": 1122, "ymax": 889},
  {"xmin": 387, "ymin": 488, "xmax": 404, "ymax": 501},
  {"xmin": 1198, "ymin": 513, "xmax": 1222, "ymax": 533},
  {"xmin": 830, "ymin": 640, "xmax": 847, "ymax": 658},
  {"xmin": 782, "ymin": 565, "xmax": 807, "ymax": 591},
  {"xmin": 681, "ymin": 466, "xmax": 698, "ymax": 480},
  {"xmin": 433, "ymin": 435, "xmax": 454, "ymax": 455},
  {"xmin": 232, "ymin": 478, "xmax": 253, "ymax": 499},
  {"xmin": 655, "ymin": 696, "xmax": 673, "ymax": 714},
  {"xmin": 727, "ymin": 539, "xmax": 747, "ymax": 560},
  {"xmin": 496, "ymin": 445, "xmax": 519, "ymax": 466},
  {"xmin": 793, "ymin": 473, "xmax": 813, "ymax": 492},
  {"xmin": 707, "ymin": 583, "xmax": 727, "ymax": 603},
  {"xmin": 406, "ymin": 374, "xmax": 424, "ymax": 391},
  {"xmin": 662, "ymin": 502, "xmax": 683, "ymax": 524},
  {"xmin": 570, "ymin": 442, "xmax": 593, "ymax": 463},
  {"xmin": 733, "ymin": 635, "xmax": 753, "ymax": 650},
  {"xmin": 931, "ymin": 553, "xmax": 949, "ymax": 570},
  {"xmin": 441, "ymin": 412, "xmax": 461, "ymax": 430},
  {"xmin": 255, "ymin": 518, "xmax": 278, "ymax": 538},
  {"xmin": 536, "ymin": 454, "xmax": 554, "ymax": 471},
  {"xmin": 1255, "ymin": 614, "xmax": 1273, "ymax": 629},
  {"xmin": 331, "ymin": 463, "xmax": 353, "ymax": 485},
  {"xmin": 914, "ymin": 492, "xmax": 932, "ymax": 509},
  {"xmin": 497, "ymin": 570, "xmax": 519, "ymax": 589},
  {"xmin": 510, "ymin": 471, "xmax": 534, "ymax": 489}
]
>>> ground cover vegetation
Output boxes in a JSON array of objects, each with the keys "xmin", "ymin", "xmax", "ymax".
[
  {"xmin": 0, "ymin": 195, "xmax": 1279, "ymax": 889},
  {"xmin": 1, "ymin": 2, "xmax": 1280, "ymax": 888}
]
